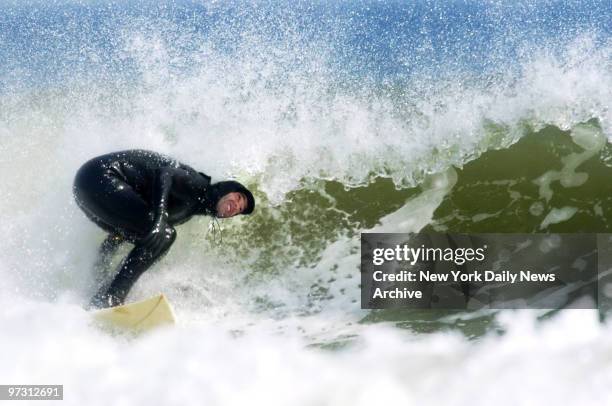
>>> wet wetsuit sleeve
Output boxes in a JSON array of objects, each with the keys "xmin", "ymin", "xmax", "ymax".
[
  {"xmin": 152, "ymin": 166, "xmax": 205, "ymax": 223},
  {"xmin": 151, "ymin": 167, "xmax": 174, "ymax": 225}
]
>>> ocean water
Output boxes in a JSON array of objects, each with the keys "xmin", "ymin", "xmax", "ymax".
[{"xmin": 0, "ymin": 0, "xmax": 611, "ymax": 404}]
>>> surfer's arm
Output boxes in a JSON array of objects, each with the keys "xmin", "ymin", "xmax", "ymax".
[
  {"xmin": 151, "ymin": 166, "xmax": 205, "ymax": 222},
  {"xmin": 151, "ymin": 167, "xmax": 175, "ymax": 227},
  {"xmin": 143, "ymin": 166, "xmax": 199, "ymax": 251}
]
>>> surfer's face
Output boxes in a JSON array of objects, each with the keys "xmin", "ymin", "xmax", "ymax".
[{"xmin": 216, "ymin": 192, "xmax": 248, "ymax": 218}]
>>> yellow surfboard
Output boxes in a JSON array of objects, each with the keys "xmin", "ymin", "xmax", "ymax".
[{"xmin": 93, "ymin": 293, "xmax": 176, "ymax": 334}]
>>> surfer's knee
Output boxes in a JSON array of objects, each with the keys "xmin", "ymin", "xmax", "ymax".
[{"xmin": 134, "ymin": 225, "xmax": 176, "ymax": 262}]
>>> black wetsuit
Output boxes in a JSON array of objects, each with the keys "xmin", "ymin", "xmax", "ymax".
[{"xmin": 73, "ymin": 149, "xmax": 217, "ymax": 308}]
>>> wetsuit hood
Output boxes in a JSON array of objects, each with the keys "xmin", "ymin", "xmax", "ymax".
[{"xmin": 203, "ymin": 180, "xmax": 255, "ymax": 216}]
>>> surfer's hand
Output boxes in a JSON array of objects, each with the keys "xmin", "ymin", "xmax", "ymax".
[{"xmin": 140, "ymin": 220, "xmax": 176, "ymax": 259}]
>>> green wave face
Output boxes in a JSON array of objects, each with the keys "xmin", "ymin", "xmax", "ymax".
[
  {"xmin": 200, "ymin": 121, "xmax": 611, "ymax": 338},
  {"xmin": 217, "ymin": 121, "xmax": 612, "ymax": 269}
]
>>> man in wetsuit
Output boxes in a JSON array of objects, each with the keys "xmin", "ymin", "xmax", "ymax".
[{"xmin": 73, "ymin": 149, "xmax": 255, "ymax": 308}]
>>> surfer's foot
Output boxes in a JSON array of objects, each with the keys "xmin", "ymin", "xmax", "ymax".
[{"xmin": 87, "ymin": 291, "xmax": 123, "ymax": 310}]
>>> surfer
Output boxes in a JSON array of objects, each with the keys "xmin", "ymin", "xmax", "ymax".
[{"xmin": 73, "ymin": 149, "xmax": 255, "ymax": 309}]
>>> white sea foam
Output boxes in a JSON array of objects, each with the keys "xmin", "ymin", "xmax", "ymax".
[
  {"xmin": 0, "ymin": 295, "xmax": 609, "ymax": 405},
  {"xmin": 1, "ymin": 31, "xmax": 609, "ymax": 203}
]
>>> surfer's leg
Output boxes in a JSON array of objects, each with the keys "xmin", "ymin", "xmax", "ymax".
[
  {"xmin": 75, "ymin": 160, "xmax": 163, "ymax": 308},
  {"xmin": 93, "ymin": 234, "xmax": 125, "ymax": 274},
  {"xmin": 89, "ymin": 228, "xmax": 177, "ymax": 308},
  {"xmin": 73, "ymin": 161, "xmax": 154, "ymax": 241}
]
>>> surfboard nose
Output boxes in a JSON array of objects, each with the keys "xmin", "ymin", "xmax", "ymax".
[{"xmin": 92, "ymin": 293, "xmax": 176, "ymax": 335}]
